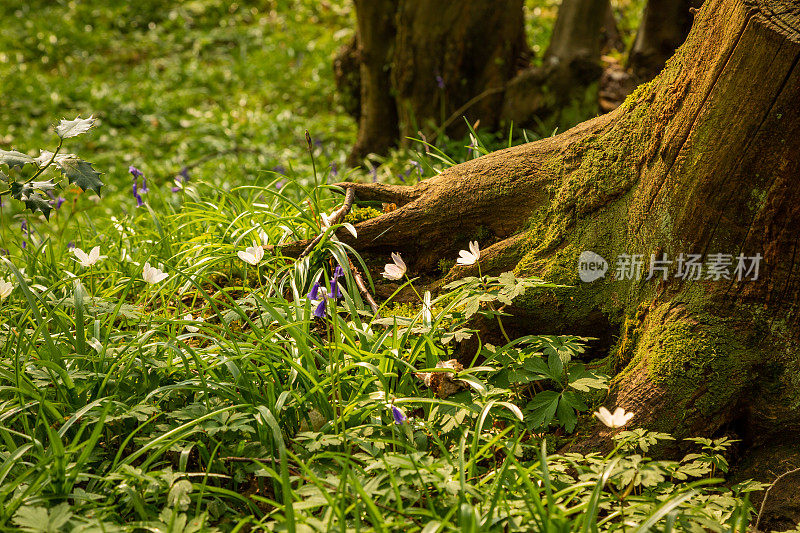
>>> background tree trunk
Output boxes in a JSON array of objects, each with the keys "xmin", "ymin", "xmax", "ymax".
[
  {"xmin": 628, "ymin": 0, "xmax": 704, "ymax": 80},
  {"xmin": 502, "ymin": 0, "xmax": 607, "ymax": 131},
  {"xmin": 545, "ymin": 0, "xmax": 607, "ymax": 71},
  {"xmin": 318, "ymin": 1, "xmax": 800, "ymax": 519},
  {"xmin": 348, "ymin": 0, "xmax": 400, "ymax": 167},
  {"xmin": 392, "ymin": 0, "xmax": 527, "ymax": 141},
  {"xmin": 344, "ymin": 0, "xmax": 528, "ymax": 165}
]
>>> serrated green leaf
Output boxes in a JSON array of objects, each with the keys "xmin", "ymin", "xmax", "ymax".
[
  {"xmin": 35, "ymin": 149, "xmax": 76, "ymax": 167},
  {"xmin": 0, "ymin": 149, "xmax": 34, "ymax": 169},
  {"xmin": 547, "ymin": 350, "xmax": 564, "ymax": 383},
  {"xmin": 10, "ymin": 180, "xmax": 57, "ymax": 200},
  {"xmin": 555, "ymin": 396, "xmax": 578, "ymax": 432},
  {"xmin": 55, "ymin": 115, "xmax": 95, "ymax": 138},
  {"xmin": 18, "ymin": 191, "xmax": 53, "ymax": 219},
  {"xmin": 54, "ymin": 157, "xmax": 103, "ymax": 195}
]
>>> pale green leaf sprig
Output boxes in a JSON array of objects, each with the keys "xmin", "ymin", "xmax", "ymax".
[{"xmin": 55, "ymin": 115, "xmax": 96, "ymax": 139}]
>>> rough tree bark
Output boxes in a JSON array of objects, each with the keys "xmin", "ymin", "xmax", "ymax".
[
  {"xmin": 344, "ymin": 0, "xmax": 528, "ymax": 165},
  {"xmin": 392, "ymin": 0, "xmax": 527, "ymax": 141},
  {"xmin": 348, "ymin": 0, "xmax": 399, "ymax": 167},
  {"xmin": 629, "ymin": 0, "xmax": 704, "ymax": 80},
  {"xmin": 317, "ymin": 0, "xmax": 800, "ymax": 518}
]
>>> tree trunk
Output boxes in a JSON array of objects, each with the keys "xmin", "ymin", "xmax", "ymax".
[
  {"xmin": 628, "ymin": 0, "xmax": 704, "ymax": 80},
  {"xmin": 502, "ymin": 0, "xmax": 606, "ymax": 130},
  {"xmin": 348, "ymin": 0, "xmax": 400, "ymax": 167},
  {"xmin": 345, "ymin": 0, "xmax": 528, "ymax": 165},
  {"xmin": 545, "ymin": 0, "xmax": 607, "ymax": 70},
  {"xmin": 322, "ymin": 0, "xmax": 800, "ymax": 483},
  {"xmin": 391, "ymin": 0, "xmax": 527, "ymax": 141}
]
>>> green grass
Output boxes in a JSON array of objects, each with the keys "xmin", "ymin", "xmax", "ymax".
[{"xmin": 0, "ymin": 1, "xmax": 769, "ymax": 531}]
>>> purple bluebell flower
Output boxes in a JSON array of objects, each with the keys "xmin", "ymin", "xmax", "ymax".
[
  {"xmin": 313, "ymin": 298, "xmax": 327, "ymax": 318},
  {"xmin": 132, "ymin": 181, "xmax": 143, "ymax": 207},
  {"xmin": 54, "ymin": 197, "xmax": 65, "ymax": 210},
  {"xmin": 391, "ymin": 405, "xmax": 408, "ymax": 425},
  {"xmin": 435, "ymin": 74, "xmax": 445, "ymax": 89},
  {"xmin": 140, "ymin": 177, "xmax": 149, "ymax": 194},
  {"xmin": 411, "ymin": 161, "xmax": 423, "ymax": 181},
  {"xmin": 20, "ymin": 220, "xmax": 30, "ymax": 248},
  {"xmin": 370, "ymin": 166, "xmax": 378, "ymax": 183},
  {"xmin": 329, "ymin": 162, "xmax": 338, "ymax": 177},
  {"xmin": 131, "ymin": 167, "xmax": 145, "ymax": 207},
  {"xmin": 330, "ymin": 278, "xmax": 342, "ymax": 299},
  {"xmin": 272, "ymin": 165, "xmax": 287, "ymax": 175},
  {"xmin": 274, "ymin": 179, "xmax": 286, "ymax": 189},
  {"xmin": 330, "ymin": 265, "xmax": 346, "ymax": 299},
  {"xmin": 67, "ymin": 242, "xmax": 75, "ymax": 250},
  {"xmin": 0, "ymin": 248, "xmax": 8, "ymax": 256},
  {"xmin": 308, "ymin": 281, "xmax": 321, "ymax": 300},
  {"xmin": 173, "ymin": 166, "xmax": 191, "ymax": 192}
]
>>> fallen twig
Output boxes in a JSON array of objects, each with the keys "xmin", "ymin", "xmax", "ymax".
[
  {"xmin": 298, "ymin": 187, "xmax": 355, "ymax": 259},
  {"xmin": 349, "ymin": 257, "xmax": 380, "ymax": 316},
  {"xmin": 755, "ymin": 465, "xmax": 800, "ymax": 531}
]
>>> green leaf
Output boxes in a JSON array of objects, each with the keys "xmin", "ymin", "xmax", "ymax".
[
  {"xmin": 10, "ymin": 180, "xmax": 57, "ymax": 219},
  {"xmin": 54, "ymin": 157, "xmax": 103, "ymax": 195},
  {"xmin": 13, "ymin": 503, "xmax": 72, "ymax": 532},
  {"xmin": 547, "ymin": 350, "xmax": 564, "ymax": 383},
  {"xmin": 525, "ymin": 390, "xmax": 560, "ymax": 429},
  {"xmin": 35, "ymin": 150, "xmax": 76, "ymax": 167},
  {"xmin": 167, "ymin": 479, "xmax": 194, "ymax": 511},
  {"xmin": 55, "ymin": 115, "xmax": 95, "ymax": 138},
  {"xmin": 20, "ymin": 191, "xmax": 53, "ymax": 219},
  {"xmin": 0, "ymin": 149, "xmax": 34, "ymax": 169},
  {"xmin": 555, "ymin": 396, "xmax": 578, "ymax": 432},
  {"xmin": 10, "ymin": 180, "xmax": 56, "ymax": 199}
]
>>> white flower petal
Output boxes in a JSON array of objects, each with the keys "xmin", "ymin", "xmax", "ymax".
[
  {"xmin": 391, "ymin": 252, "xmax": 406, "ymax": 270},
  {"xmin": 343, "ymin": 222, "xmax": 358, "ymax": 239},
  {"xmin": 469, "ymin": 240, "xmax": 480, "ymax": 259},
  {"xmin": 0, "ymin": 280, "xmax": 13, "ymax": 301}
]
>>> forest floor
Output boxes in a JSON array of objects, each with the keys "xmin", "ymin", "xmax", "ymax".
[{"xmin": 0, "ymin": 1, "xmax": 769, "ymax": 532}]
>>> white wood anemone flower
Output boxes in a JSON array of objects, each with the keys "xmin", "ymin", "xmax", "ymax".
[
  {"xmin": 237, "ymin": 244, "xmax": 265, "ymax": 266},
  {"xmin": 72, "ymin": 246, "xmax": 106, "ymax": 267},
  {"xmin": 0, "ymin": 280, "xmax": 13, "ymax": 301},
  {"xmin": 457, "ymin": 241, "xmax": 481, "ymax": 266},
  {"xmin": 382, "ymin": 252, "xmax": 407, "ymax": 280},
  {"xmin": 142, "ymin": 262, "xmax": 169, "ymax": 285},
  {"xmin": 594, "ymin": 406, "xmax": 634, "ymax": 428},
  {"xmin": 257, "ymin": 229, "xmax": 269, "ymax": 247},
  {"xmin": 183, "ymin": 313, "xmax": 203, "ymax": 333}
]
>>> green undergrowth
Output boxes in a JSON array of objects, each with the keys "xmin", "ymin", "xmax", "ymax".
[{"xmin": 0, "ymin": 0, "xmax": 775, "ymax": 531}]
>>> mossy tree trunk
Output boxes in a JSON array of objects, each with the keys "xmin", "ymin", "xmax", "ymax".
[{"xmin": 324, "ymin": 0, "xmax": 800, "ymax": 462}]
